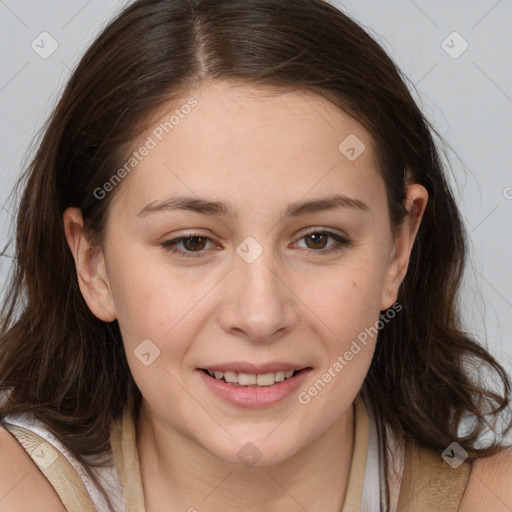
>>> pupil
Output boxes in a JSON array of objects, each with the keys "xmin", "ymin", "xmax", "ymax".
[
  {"xmin": 307, "ymin": 233, "xmax": 326, "ymax": 249},
  {"xmin": 184, "ymin": 236, "xmax": 206, "ymax": 251}
]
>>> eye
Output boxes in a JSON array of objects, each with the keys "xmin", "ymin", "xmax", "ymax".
[
  {"xmin": 161, "ymin": 229, "xmax": 351, "ymax": 258},
  {"xmin": 293, "ymin": 229, "xmax": 351, "ymax": 255},
  {"xmin": 161, "ymin": 235, "xmax": 217, "ymax": 258}
]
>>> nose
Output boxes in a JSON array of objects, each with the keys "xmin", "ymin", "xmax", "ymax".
[{"xmin": 216, "ymin": 245, "xmax": 299, "ymax": 343}]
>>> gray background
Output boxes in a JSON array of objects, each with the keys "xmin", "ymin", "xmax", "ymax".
[{"xmin": 1, "ymin": 0, "xmax": 511, "ymax": 382}]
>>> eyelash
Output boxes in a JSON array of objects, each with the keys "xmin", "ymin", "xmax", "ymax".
[{"xmin": 160, "ymin": 229, "xmax": 351, "ymax": 259}]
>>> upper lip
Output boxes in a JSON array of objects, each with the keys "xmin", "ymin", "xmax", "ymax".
[{"xmin": 200, "ymin": 362, "xmax": 309, "ymax": 374}]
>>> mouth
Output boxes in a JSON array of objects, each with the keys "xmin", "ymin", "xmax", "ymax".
[
  {"xmin": 197, "ymin": 365, "xmax": 313, "ymax": 407},
  {"xmin": 199, "ymin": 368, "xmax": 310, "ymax": 387}
]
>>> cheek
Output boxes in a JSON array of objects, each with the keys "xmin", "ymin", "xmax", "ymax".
[
  {"xmin": 296, "ymin": 255, "xmax": 388, "ymax": 400},
  {"xmin": 301, "ymin": 251, "xmax": 388, "ymax": 331},
  {"xmin": 105, "ymin": 243, "xmax": 191, "ymax": 351},
  {"xmin": 110, "ymin": 262, "xmax": 197, "ymax": 403},
  {"xmin": 294, "ymin": 262, "xmax": 386, "ymax": 417}
]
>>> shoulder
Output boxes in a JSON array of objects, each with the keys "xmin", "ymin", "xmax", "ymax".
[
  {"xmin": 459, "ymin": 446, "xmax": 512, "ymax": 511},
  {"xmin": 0, "ymin": 422, "xmax": 66, "ymax": 511}
]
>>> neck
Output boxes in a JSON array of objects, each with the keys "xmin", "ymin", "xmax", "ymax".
[{"xmin": 135, "ymin": 400, "xmax": 355, "ymax": 512}]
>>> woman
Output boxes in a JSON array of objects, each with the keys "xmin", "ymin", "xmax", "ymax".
[{"xmin": 1, "ymin": 0, "xmax": 511, "ymax": 510}]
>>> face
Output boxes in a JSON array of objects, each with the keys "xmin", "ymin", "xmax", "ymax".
[{"xmin": 64, "ymin": 81, "xmax": 426, "ymax": 467}]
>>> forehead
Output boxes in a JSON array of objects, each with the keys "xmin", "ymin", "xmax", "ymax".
[{"xmin": 110, "ymin": 81, "xmax": 383, "ymax": 216}]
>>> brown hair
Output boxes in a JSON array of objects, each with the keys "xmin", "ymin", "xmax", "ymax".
[{"xmin": 1, "ymin": 0, "xmax": 510, "ymax": 506}]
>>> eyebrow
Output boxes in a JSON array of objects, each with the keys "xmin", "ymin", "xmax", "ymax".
[{"xmin": 137, "ymin": 193, "xmax": 369, "ymax": 218}]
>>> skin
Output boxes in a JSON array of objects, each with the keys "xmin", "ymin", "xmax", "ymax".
[{"xmin": 62, "ymin": 81, "xmax": 431, "ymax": 511}]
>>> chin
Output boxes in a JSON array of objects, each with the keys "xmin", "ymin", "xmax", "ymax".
[{"xmin": 202, "ymin": 434, "xmax": 301, "ymax": 469}]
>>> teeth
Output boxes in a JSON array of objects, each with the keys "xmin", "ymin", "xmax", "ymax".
[
  {"xmin": 274, "ymin": 370, "xmax": 285, "ymax": 382},
  {"xmin": 224, "ymin": 371, "xmax": 237, "ymax": 383},
  {"xmin": 256, "ymin": 373, "xmax": 275, "ymax": 386},
  {"xmin": 238, "ymin": 372, "xmax": 257, "ymax": 385},
  {"xmin": 206, "ymin": 369, "xmax": 299, "ymax": 386}
]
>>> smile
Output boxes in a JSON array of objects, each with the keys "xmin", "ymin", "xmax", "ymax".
[
  {"xmin": 202, "ymin": 369, "xmax": 299, "ymax": 387},
  {"xmin": 197, "ymin": 367, "xmax": 313, "ymax": 407}
]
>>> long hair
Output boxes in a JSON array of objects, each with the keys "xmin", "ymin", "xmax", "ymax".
[{"xmin": 1, "ymin": 0, "xmax": 510, "ymax": 506}]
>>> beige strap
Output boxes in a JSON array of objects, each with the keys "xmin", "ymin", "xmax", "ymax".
[
  {"xmin": 341, "ymin": 394, "xmax": 369, "ymax": 512},
  {"xmin": 110, "ymin": 409, "xmax": 146, "ymax": 511},
  {"xmin": 3, "ymin": 423, "xmax": 97, "ymax": 511},
  {"xmin": 397, "ymin": 440, "xmax": 471, "ymax": 511}
]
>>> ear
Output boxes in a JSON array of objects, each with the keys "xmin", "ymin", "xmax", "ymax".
[
  {"xmin": 62, "ymin": 207, "xmax": 117, "ymax": 322},
  {"xmin": 380, "ymin": 183, "xmax": 428, "ymax": 311}
]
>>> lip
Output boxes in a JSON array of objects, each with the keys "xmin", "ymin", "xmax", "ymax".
[
  {"xmin": 200, "ymin": 361, "xmax": 307, "ymax": 373},
  {"xmin": 197, "ymin": 367, "xmax": 313, "ymax": 407}
]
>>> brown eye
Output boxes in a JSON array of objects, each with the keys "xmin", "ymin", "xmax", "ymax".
[
  {"xmin": 181, "ymin": 236, "xmax": 208, "ymax": 251},
  {"xmin": 304, "ymin": 233, "xmax": 329, "ymax": 250},
  {"xmin": 294, "ymin": 230, "xmax": 351, "ymax": 255},
  {"xmin": 161, "ymin": 235, "xmax": 215, "ymax": 258}
]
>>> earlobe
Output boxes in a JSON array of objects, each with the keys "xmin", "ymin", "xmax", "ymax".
[
  {"xmin": 380, "ymin": 183, "xmax": 428, "ymax": 311},
  {"xmin": 62, "ymin": 207, "xmax": 117, "ymax": 322}
]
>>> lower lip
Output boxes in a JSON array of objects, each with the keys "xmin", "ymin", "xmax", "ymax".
[{"xmin": 198, "ymin": 368, "xmax": 312, "ymax": 407}]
